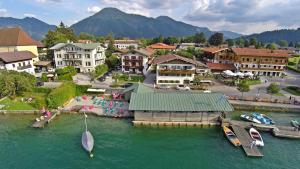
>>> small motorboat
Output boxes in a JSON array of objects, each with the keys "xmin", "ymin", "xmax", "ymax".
[
  {"xmin": 291, "ymin": 120, "xmax": 300, "ymax": 128},
  {"xmin": 223, "ymin": 126, "xmax": 241, "ymax": 147},
  {"xmin": 249, "ymin": 128, "xmax": 264, "ymax": 147},
  {"xmin": 252, "ymin": 113, "xmax": 275, "ymax": 125},
  {"xmin": 81, "ymin": 113, "xmax": 94, "ymax": 157},
  {"xmin": 240, "ymin": 114, "xmax": 261, "ymax": 124}
]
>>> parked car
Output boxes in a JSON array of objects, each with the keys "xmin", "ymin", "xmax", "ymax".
[
  {"xmin": 203, "ymin": 90, "xmax": 211, "ymax": 93},
  {"xmin": 157, "ymin": 84, "xmax": 171, "ymax": 90},
  {"xmin": 176, "ymin": 85, "xmax": 190, "ymax": 91},
  {"xmin": 97, "ymin": 76, "xmax": 106, "ymax": 82}
]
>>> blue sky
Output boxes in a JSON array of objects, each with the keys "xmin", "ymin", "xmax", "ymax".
[{"xmin": 0, "ymin": 0, "xmax": 299, "ymax": 35}]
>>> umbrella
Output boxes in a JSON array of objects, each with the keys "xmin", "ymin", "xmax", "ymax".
[{"xmin": 244, "ymin": 72, "xmax": 254, "ymax": 77}]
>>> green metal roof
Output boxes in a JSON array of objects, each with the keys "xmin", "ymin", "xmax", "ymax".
[
  {"xmin": 50, "ymin": 43, "xmax": 102, "ymax": 50},
  {"xmin": 129, "ymin": 92, "xmax": 234, "ymax": 112},
  {"xmin": 122, "ymin": 83, "xmax": 154, "ymax": 94}
]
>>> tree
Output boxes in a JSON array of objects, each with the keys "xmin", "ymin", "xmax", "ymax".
[
  {"xmin": 244, "ymin": 39, "xmax": 250, "ymax": 47},
  {"xmin": 235, "ymin": 38, "xmax": 245, "ymax": 47},
  {"xmin": 250, "ymin": 38, "xmax": 257, "ymax": 46},
  {"xmin": 78, "ymin": 32, "xmax": 96, "ymax": 41},
  {"xmin": 266, "ymin": 43, "xmax": 277, "ymax": 50},
  {"xmin": 105, "ymin": 54, "xmax": 120, "ymax": 69},
  {"xmin": 237, "ymin": 81, "xmax": 250, "ymax": 99},
  {"xmin": 277, "ymin": 40, "xmax": 288, "ymax": 47},
  {"xmin": 194, "ymin": 32, "xmax": 206, "ymax": 44},
  {"xmin": 91, "ymin": 64, "xmax": 109, "ymax": 79},
  {"xmin": 208, "ymin": 33, "xmax": 224, "ymax": 46},
  {"xmin": 163, "ymin": 36, "xmax": 179, "ymax": 45},
  {"xmin": 226, "ymin": 39, "xmax": 235, "ymax": 47},
  {"xmin": 176, "ymin": 50, "xmax": 194, "ymax": 59},
  {"xmin": 267, "ymin": 83, "xmax": 280, "ymax": 99}
]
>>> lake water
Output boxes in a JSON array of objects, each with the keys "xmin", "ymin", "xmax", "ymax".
[{"xmin": 0, "ymin": 113, "xmax": 299, "ymax": 169}]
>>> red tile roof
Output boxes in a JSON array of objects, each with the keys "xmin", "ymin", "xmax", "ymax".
[
  {"xmin": 0, "ymin": 51, "xmax": 36, "ymax": 63},
  {"xmin": 206, "ymin": 63, "xmax": 236, "ymax": 71},
  {"xmin": 232, "ymin": 48, "xmax": 290, "ymax": 57},
  {"xmin": 0, "ymin": 27, "xmax": 39, "ymax": 46},
  {"xmin": 202, "ymin": 47, "xmax": 228, "ymax": 53},
  {"xmin": 153, "ymin": 54, "xmax": 207, "ymax": 67},
  {"xmin": 149, "ymin": 43, "xmax": 176, "ymax": 50}
]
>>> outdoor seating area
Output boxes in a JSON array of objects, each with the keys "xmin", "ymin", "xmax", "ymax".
[{"xmin": 65, "ymin": 95, "xmax": 130, "ymax": 117}]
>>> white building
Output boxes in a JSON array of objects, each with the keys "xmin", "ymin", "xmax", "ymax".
[
  {"xmin": 50, "ymin": 42, "xmax": 106, "ymax": 73},
  {"xmin": 105, "ymin": 40, "xmax": 139, "ymax": 49},
  {"xmin": 0, "ymin": 51, "xmax": 35, "ymax": 75},
  {"xmin": 153, "ymin": 54, "xmax": 209, "ymax": 85},
  {"xmin": 121, "ymin": 48, "xmax": 154, "ymax": 74}
]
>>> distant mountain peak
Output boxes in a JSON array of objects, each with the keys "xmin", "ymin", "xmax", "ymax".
[{"xmin": 156, "ymin": 16, "xmax": 174, "ymax": 21}]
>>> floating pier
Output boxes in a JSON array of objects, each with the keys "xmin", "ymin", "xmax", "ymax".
[
  {"xmin": 31, "ymin": 112, "xmax": 58, "ymax": 128},
  {"xmin": 231, "ymin": 125, "xmax": 263, "ymax": 157},
  {"xmin": 132, "ymin": 121, "xmax": 219, "ymax": 127}
]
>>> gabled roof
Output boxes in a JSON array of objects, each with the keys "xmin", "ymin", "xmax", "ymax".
[
  {"xmin": 153, "ymin": 54, "xmax": 208, "ymax": 68},
  {"xmin": 122, "ymin": 48, "xmax": 154, "ymax": 57},
  {"xmin": 50, "ymin": 43, "xmax": 102, "ymax": 50},
  {"xmin": 122, "ymin": 83, "xmax": 154, "ymax": 94},
  {"xmin": 129, "ymin": 92, "xmax": 234, "ymax": 112},
  {"xmin": 114, "ymin": 40, "xmax": 139, "ymax": 44},
  {"xmin": 0, "ymin": 27, "xmax": 39, "ymax": 46},
  {"xmin": 0, "ymin": 51, "xmax": 35, "ymax": 63},
  {"xmin": 149, "ymin": 43, "xmax": 176, "ymax": 50},
  {"xmin": 202, "ymin": 47, "xmax": 228, "ymax": 53},
  {"xmin": 232, "ymin": 48, "xmax": 290, "ymax": 58},
  {"xmin": 206, "ymin": 63, "xmax": 236, "ymax": 71}
]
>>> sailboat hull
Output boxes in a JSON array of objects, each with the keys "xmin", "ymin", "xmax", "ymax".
[{"xmin": 81, "ymin": 131, "xmax": 94, "ymax": 153}]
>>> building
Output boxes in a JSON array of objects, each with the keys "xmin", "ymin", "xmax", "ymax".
[
  {"xmin": 177, "ymin": 43, "xmax": 206, "ymax": 49},
  {"xmin": 206, "ymin": 62, "xmax": 237, "ymax": 74},
  {"xmin": 50, "ymin": 42, "xmax": 106, "ymax": 73},
  {"xmin": 126, "ymin": 84, "xmax": 234, "ymax": 124},
  {"xmin": 0, "ymin": 51, "xmax": 35, "ymax": 74},
  {"xmin": 202, "ymin": 47, "xmax": 236, "ymax": 64},
  {"xmin": 232, "ymin": 48, "xmax": 290, "ymax": 76},
  {"xmin": 148, "ymin": 43, "xmax": 176, "ymax": 51},
  {"xmin": 153, "ymin": 54, "xmax": 209, "ymax": 85},
  {"xmin": 121, "ymin": 48, "xmax": 154, "ymax": 74},
  {"xmin": 0, "ymin": 27, "xmax": 40, "ymax": 63},
  {"xmin": 105, "ymin": 40, "xmax": 139, "ymax": 49}
]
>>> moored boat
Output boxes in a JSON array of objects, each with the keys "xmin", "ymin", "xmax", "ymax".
[
  {"xmin": 252, "ymin": 113, "xmax": 275, "ymax": 125},
  {"xmin": 249, "ymin": 128, "xmax": 264, "ymax": 147},
  {"xmin": 240, "ymin": 114, "xmax": 261, "ymax": 124},
  {"xmin": 223, "ymin": 126, "xmax": 241, "ymax": 147},
  {"xmin": 81, "ymin": 113, "xmax": 94, "ymax": 157},
  {"xmin": 291, "ymin": 120, "xmax": 300, "ymax": 128}
]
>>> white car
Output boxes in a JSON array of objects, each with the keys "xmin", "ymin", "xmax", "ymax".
[
  {"xmin": 176, "ymin": 85, "xmax": 190, "ymax": 91},
  {"xmin": 203, "ymin": 90, "xmax": 211, "ymax": 93},
  {"xmin": 157, "ymin": 85, "xmax": 171, "ymax": 90}
]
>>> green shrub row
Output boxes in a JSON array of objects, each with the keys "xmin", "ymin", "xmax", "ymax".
[
  {"xmin": 34, "ymin": 87, "xmax": 52, "ymax": 94},
  {"xmin": 75, "ymin": 85, "xmax": 91, "ymax": 96},
  {"xmin": 47, "ymin": 82, "xmax": 76, "ymax": 109}
]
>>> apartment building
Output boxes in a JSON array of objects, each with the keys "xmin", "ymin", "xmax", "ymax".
[
  {"xmin": 50, "ymin": 42, "xmax": 106, "ymax": 73},
  {"xmin": 105, "ymin": 40, "xmax": 139, "ymax": 49},
  {"xmin": 0, "ymin": 51, "xmax": 35, "ymax": 74}
]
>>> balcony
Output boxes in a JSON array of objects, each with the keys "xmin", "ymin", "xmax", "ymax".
[
  {"xmin": 240, "ymin": 67, "xmax": 284, "ymax": 71},
  {"xmin": 158, "ymin": 69, "xmax": 195, "ymax": 74},
  {"xmin": 63, "ymin": 57, "xmax": 82, "ymax": 60},
  {"xmin": 123, "ymin": 58, "xmax": 143, "ymax": 62},
  {"xmin": 17, "ymin": 64, "xmax": 32, "ymax": 70}
]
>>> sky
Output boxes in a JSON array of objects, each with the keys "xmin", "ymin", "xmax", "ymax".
[{"xmin": 0, "ymin": 0, "xmax": 299, "ymax": 35}]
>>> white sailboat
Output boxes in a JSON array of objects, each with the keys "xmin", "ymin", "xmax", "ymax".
[{"xmin": 81, "ymin": 113, "xmax": 94, "ymax": 157}]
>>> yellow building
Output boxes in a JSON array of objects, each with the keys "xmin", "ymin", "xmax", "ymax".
[{"xmin": 0, "ymin": 27, "xmax": 40, "ymax": 63}]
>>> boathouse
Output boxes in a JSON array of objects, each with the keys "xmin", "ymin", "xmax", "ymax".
[{"xmin": 126, "ymin": 84, "xmax": 234, "ymax": 125}]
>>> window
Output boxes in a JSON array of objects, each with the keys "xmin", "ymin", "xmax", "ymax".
[
  {"xmin": 131, "ymin": 56, "xmax": 136, "ymax": 60},
  {"xmin": 77, "ymin": 54, "xmax": 82, "ymax": 59},
  {"xmin": 86, "ymin": 62, "xmax": 91, "ymax": 66},
  {"xmin": 18, "ymin": 63, "xmax": 21, "ymax": 67},
  {"xmin": 64, "ymin": 54, "xmax": 69, "ymax": 59},
  {"xmin": 57, "ymin": 54, "xmax": 62, "ymax": 58},
  {"xmin": 85, "ymin": 54, "xmax": 90, "ymax": 59},
  {"xmin": 138, "ymin": 56, "xmax": 143, "ymax": 60},
  {"xmin": 12, "ymin": 64, "xmax": 15, "ymax": 68}
]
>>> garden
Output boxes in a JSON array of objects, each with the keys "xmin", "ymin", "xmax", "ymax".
[{"xmin": 287, "ymin": 55, "xmax": 300, "ymax": 73}]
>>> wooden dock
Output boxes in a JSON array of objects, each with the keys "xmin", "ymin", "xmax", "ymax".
[
  {"xmin": 231, "ymin": 125, "xmax": 263, "ymax": 157},
  {"xmin": 31, "ymin": 112, "xmax": 58, "ymax": 128},
  {"xmin": 272, "ymin": 127, "xmax": 300, "ymax": 139}
]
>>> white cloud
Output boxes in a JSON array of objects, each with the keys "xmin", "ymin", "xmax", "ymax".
[
  {"xmin": 24, "ymin": 13, "xmax": 36, "ymax": 18},
  {"xmin": 0, "ymin": 8, "xmax": 8, "ymax": 17},
  {"xmin": 36, "ymin": 0, "xmax": 62, "ymax": 3},
  {"xmin": 87, "ymin": 6, "xmax": 101, "ymax": 13}
]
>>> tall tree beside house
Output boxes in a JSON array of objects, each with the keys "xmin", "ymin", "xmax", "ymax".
[
  {"xmin": 78, "ymin": 32, "xmax": 96, "ymax": 41},
  {"xmin": 163, "ymin": 36, "xmax": 179, "ymax": 45},
  {"xmin": 226, "ymin": 39, "xmax": 235, "ymax": 47},
  {"xmin": 266, "ymin": 43, "xmax": 277, "ymax": 50},
  {"xmin": 244, "ymin": 39, "xmax": 250, "ymax": 47},
  {"xmin": 250, "ymin": 38, "xmax": 258, "ymax": 46},
  {"xmin": 277, "ymin": 40, "xmax": 288, "ymax": 47},
  {"xmin": 235, "ymin": 37, "xmax": 245, "ymax": 47},
  {"xmin": 208, "ymin": 33, "xmax": 224, "ymax": 46},
  {"xmin": 237, "ymin": 81, "xmax": 250, "ymax": 99},
  {"xmin": 194, "ymin": 32, "xmax": 206, "ymax": 44}
]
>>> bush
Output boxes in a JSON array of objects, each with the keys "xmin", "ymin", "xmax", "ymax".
[
  {"xmin": 288, "ymin": 62, "xmax": 296, "ymax": 66},
  {"xmin": 267, "ymin": 83, "xmax": 280, "ymax": 94},
  {"xmin": 47, "ymin": 82, "xmax": 76, "ymax": 109},
  {"xmin": 41, "ymin": 73, "xmax": 48, "ymax": 82},
  {"xmin": 75, "ymin": 85, "xmax": 91, "ymax": 96},
  {"xmin": 56, "ymin": 66, "xmax": 77, "ymax": 81},
  {"xmin": 176, "ymin": 50, "xmax": 194, "ymax": 59},
  {"xmin": 92, "ymin": 64, "xmax": 109, "ymax": 78},
  {"xmin": 34, "ymin": 87, "xmax": 52, "ymax": 94}
]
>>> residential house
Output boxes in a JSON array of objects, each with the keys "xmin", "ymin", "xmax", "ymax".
[
  {"xmin": 0, "ymin": 51, "xmax": 35, "ymax": 74},
  {"xmin": 125, "ymin": 83, "xmax": 234, "ymax": 124},
  {"xmin": 50, "ymin": 42, "xmax": 106, "ymax": 73},
  {"xmin": 153, "ymin": 54, "xmax": 209, "ymax": 85},
  {"xmin": 105, "ymin": 40, "xmax": 139, "ymax": 49},
  {"xmin": 232, "ymin": 48, "xmax": 290, "ymax": 76},
  {"xmin": 148, "ymin": 43, "xmax": 176, "ymax": 51},
  {"xmin": 0, "ymin": 27, "xmax": 40, "ymax": 63},
  {"xmin": 121, "ymin": 48, "xmax": 154, "ymax": 74},
  {"xmin": 202, "ymin": 47, "xmax": 236, "ymax": 64},
  {"xmin": 206, "ymin": 62, "xmax": 237, "ymax": 74}
]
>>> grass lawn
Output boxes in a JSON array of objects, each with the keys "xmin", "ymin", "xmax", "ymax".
[
  {"xmin": 116, "ymin": 74, "xmax": 145, "ymax": 83},
  {"xmin": 288, "ymin": 56, "xmax": 300, "ymax": 72},
  {"xmin": 274, "ymin": 92, "xmax": 284, "ymax": 96},
  {"xmin": 0, "ymin": 98, "xmax": 35, "ymax": 110},
  {"xmin": 243, "ymin": 79, "xmax": 261, "ymax": 86},
  {"xmin": 283, "ymin": 86, "xmax": 300, "ymax": 96}
]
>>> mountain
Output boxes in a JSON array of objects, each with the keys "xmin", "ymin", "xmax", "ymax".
[
  {"xmin": 219, "ymin": 30, "xmax": 242, "ymax": 39},
  {"xmin": 243, "ymin": 28, "xmax": 300, "ymax": 43},
  {"xmin": 0, "ymin": 17, "xmax": 56, "ymax": 40},
  {"xmin": 71, "ymin": 8, "xmax": 241, "ymax": 39}
]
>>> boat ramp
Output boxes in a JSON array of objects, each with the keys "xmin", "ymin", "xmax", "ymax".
[{"xmin": 31, "ymin": 112, "xmax": 59, "ymax": 128}]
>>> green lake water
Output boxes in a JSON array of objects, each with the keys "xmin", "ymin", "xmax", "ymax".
[{"xmin": 0, "ymin": 113, "xmax": 299, "ymax": 169}]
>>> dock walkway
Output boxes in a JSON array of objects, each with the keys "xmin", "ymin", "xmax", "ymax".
[
  {"xmin": 231, "ymin": 125, "xmax": 263, "ymax": 157},
  {"xmin": 31, "ymin": 112, "xmax": 58, "ymax": 128}
]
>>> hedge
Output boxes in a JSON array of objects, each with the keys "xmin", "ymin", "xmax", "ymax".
[
  {"xmin": 47, "ymin": 82, "xmax": 76, "ymax": 109},
  {"xmin": 75, "ymin": 85, "xmax": 91, "ymax": 96},
  {"xmin": 56, "ymin": 66, "xmax": 77, "ymax": 81}
]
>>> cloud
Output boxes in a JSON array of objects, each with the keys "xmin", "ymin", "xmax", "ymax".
[
  {"xmin": 36, "ymin": 0, "xmax": 62, "ymax": 3},
  {"xmin": 0, "ymin": 8, "xmax": 8, "ymax": 17},
  {"xmin": 24, "ymin": 13, "xmax": 36, "ymax": 18},
  {"xmin": 87, "ymin": 6, "xmax": 101, "ymax": 13}
]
